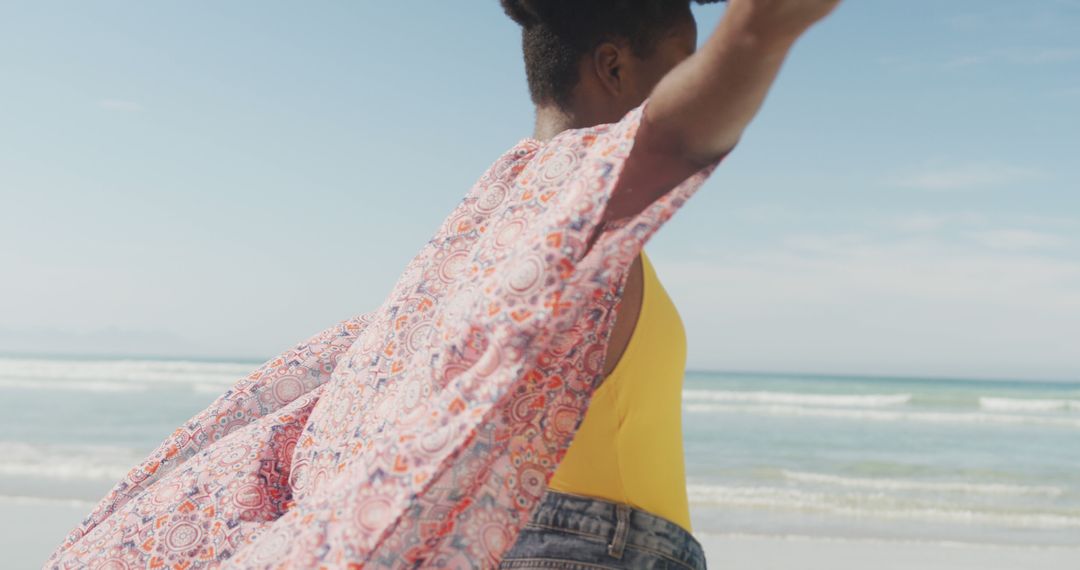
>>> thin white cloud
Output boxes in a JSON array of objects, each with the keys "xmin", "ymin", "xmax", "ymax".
[
  {"xmin": 966, "ymin": 229, "xmax": 1068, "ymax": 251},
  {"xmin": 1004, "ymin": 47, "xmax": 1080, "ymax": 65},
  {"xmin": 1051, "ymin": 86, "xmax": 1080, "ymax": 97},
  {"xmin": 945, "ymin": 47, "xmax": 1080, "ymax": 68},
  {"xmin": 885, "ymin": 46, "xmax": 1080, "ymax": 71},
  {"xmin": 888, "ymin": 212, "xmax": 987, "ymax": 233},
  {"xmin": 1016, "ymin": 213, "xmax": 1080, "ymax": 228},
  {"xmin": 940, "ymin": 55, "xmax": 984, "ymax": 69},
  {"xmin": 98, "ymin": 99, "xmax": 144, "ymax": 112},
  {"xmin": 875, "ymin": 55, "xmax": 907, "ymax": 66},
  {"xmin": 889, "ymin": 162, "xmax": 1044, "ymax": 191},
  {"xmin": 730, "ymin": 204, "xmax": 807, "ymax": 224},
  {"xmin": 661, "ymin": 233, "xmax": 1080, "ymax": 381},
  {"xmin": 781, "ymin": 233, "xmax": 869, "ymax": 255},
  {"xmin": 892, "ymin": 214, "xmax": 948, "ymax": 233},
  {"xmin": 944, "ymin": 13, "xmax": 988, "ymax": 31}
]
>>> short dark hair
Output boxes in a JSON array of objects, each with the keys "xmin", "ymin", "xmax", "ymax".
[{"xmin": 500, "ymin": 0, "xmax": 724, "ymax": 107}]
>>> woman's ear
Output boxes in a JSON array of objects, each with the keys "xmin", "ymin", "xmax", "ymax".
[{"xmin": 592, "ymin": 41, "xmax": 624, "ymax": 97}]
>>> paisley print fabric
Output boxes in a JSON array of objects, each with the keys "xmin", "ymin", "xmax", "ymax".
[{"xmin": 46, "ymin": 97, "xmax": 725, "ymax": 569}]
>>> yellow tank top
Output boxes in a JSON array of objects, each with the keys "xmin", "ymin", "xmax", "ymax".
[{"xmin": 547, "ymin": 248, "xmax": 692, "ymax": 532}]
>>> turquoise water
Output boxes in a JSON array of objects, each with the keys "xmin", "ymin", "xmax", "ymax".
[
  {"xmin": 683, "ymin": 370, "xmax": 1080, "ymax": 547},
  {"xmin": 1, "ymin": 357, "xmax": 1077, "ymax": 549}
]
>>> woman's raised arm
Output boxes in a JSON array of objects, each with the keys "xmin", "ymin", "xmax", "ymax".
[{"xmin": 601, "ymin": 0, "xmax": 842, "ymax": 224}]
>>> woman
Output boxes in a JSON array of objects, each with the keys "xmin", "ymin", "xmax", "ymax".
[
  {"xmin": 495, "ymin": 2, "xmax": 840, "ymax": 568},
  {"xmin": 47, "ymin": 1, "xmax": 840, "ymax": 568}
]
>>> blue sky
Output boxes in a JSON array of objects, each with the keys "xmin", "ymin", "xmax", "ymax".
[{"xmin": 1, "ymin": 1, "xmax": 1077, "ymax": 381}]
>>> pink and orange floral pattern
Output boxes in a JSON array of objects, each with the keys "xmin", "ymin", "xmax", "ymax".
[{"xmin": 47, "ymin": 98, "xmax": 724, "ymax": 569}]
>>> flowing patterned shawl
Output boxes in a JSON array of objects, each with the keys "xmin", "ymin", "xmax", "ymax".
[{"xmin": 47, "ymin": 98, "xmax": 724, "ymax": 569}]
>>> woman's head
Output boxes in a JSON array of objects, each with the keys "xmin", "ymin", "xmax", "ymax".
[{"xmin": 501, "ymin": 0, "xmax": 723, "ymax": 119}]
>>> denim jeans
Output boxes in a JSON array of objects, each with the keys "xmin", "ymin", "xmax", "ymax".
[{"xmin": 499, "ymin": 489, "xmax": 707, "ymax": 569}]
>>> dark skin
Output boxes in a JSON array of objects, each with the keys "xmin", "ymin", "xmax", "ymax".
[
  {"xmin": 531, "ymin": 13, "xmax": 699, "ymax": 142},
  {"xmin": 530, "ymin": 13, "xmax": 699, "ymax": 378},
  {"xmin": 528, "ymin": 0, "xmax": 844, "ymax": 375}
]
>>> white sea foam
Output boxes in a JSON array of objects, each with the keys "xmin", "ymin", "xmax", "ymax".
[
  {"xmin": 0, "ymin": 357, "xmax": 254, "ymax": 392},
  {"xmin": 194, "ymin": 383, "xmax": 234, "ymax": 395},
  {"xmin": 780, "ymin": 470, "xmax": 1064, "ymax": 497},
  {"xmin": 0, "ymin": 441, "xmax": 141, "ymax": 481},
  {"xmin": 980, "ymin": 397, "xmax": 1080, "ymax": 413},
  {"xmin": 0, "ymin": 378, "xmax": 148, "ymax": 393},
  {"xmin": 683, "ymin": 389, "xmax": 911, "ymax": 408},
  {"xmin": 0, "ymin": 494, "xmax": 96, "ymax": 508},
  {"xmin": 684, "ymin": 403, "xmax": 1080, "ymax": 429},
  {"xmin": 687, "ymin": 484, "xmax": 1080, "ymax": 529}
]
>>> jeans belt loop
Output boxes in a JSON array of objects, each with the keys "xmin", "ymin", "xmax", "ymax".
[{"xmin": 607, "ymin": 503, "xmax": 631, "ymax": 559}]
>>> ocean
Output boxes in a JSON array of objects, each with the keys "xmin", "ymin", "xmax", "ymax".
[{"xmin": 1, "ymin": 356, "xmax": 1078, "ymax": 565}]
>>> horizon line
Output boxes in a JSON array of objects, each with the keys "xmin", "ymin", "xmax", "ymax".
[{"xmin": 0, "ymin": 350, "xmax": 1076, "ymax": 386}]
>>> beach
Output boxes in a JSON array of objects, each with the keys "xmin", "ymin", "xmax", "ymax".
[
  {"xmin": 3, "ymin": 356, "xmax": 1078, "ymax": 568},
  {"xmin": 8, "ymin": 503, "xmax": 1078, "ymax": 569},
  {"xmin": 697, "ymin": 533, "xmax": 1080, "ymax": 569},
  {"xmin": 3, "ymin": 499, "xmax": 92, "ymax": 570}
]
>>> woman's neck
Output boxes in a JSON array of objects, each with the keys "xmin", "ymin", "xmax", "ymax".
[
  {"xmin": 532, "ymin": 104, "xmax": 577, "ymax": 143},
  {"xmin": 531, "ymin": 97, "xmax": 636, "ymax": 142}
]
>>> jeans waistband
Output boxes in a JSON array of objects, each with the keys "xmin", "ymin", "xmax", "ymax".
[{"xmin": 526, "ymin": 489, "xmax": 706, "ymax": 569}]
